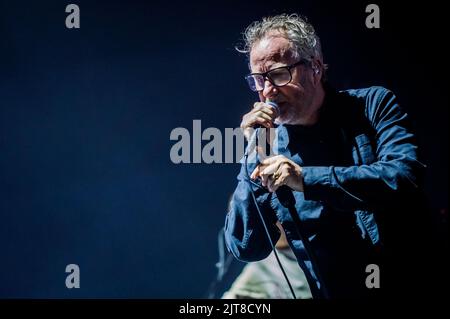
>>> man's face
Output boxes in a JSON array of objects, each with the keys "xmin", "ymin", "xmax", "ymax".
[{"xmin": 249, "ymin": 34, "xmax": 319, "ymax": 125}]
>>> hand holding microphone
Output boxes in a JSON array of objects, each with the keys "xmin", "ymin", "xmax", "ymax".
[
  {"xmin": 240, "ymin": 100, "xmax": 279, "ymax": 141},
  {"xmin": 244, "ymin": 99, "xmax": 304, "ymax": 199}
]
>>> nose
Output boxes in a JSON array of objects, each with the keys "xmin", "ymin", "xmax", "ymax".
[{"xmin": 261, "ymin": 79, "xmax": 278, "ymax": 101}]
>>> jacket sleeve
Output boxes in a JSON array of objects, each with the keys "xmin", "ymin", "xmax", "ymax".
[
  {"xmin": 302, "ymin": 87, "xmax": 426, "ymax": 211},
  {"xmin": 224, "ymin": 138, "xmax": 280, "ymax": 262}
]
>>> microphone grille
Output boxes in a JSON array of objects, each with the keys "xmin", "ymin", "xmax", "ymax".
[{"xmin": 266, "ymin": 101, "xmax": 280, "ymax": 114}]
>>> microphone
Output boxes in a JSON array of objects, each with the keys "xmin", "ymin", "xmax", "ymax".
[
  {"xmin": 256, "ymin": 100, "xmax": 296, "ymax": 208},
  {"xmin": 253, "ymin": 100, "xmax": 279, "ymax": 129},
  {"xmin": 266, "ymin": 100, "xmax": 280, "ymax": 116}
]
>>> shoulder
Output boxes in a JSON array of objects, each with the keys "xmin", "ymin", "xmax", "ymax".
[
  {"xmin": 328, "ymin": 86, "xmax": 404, "ymax": 135},
  {"xmin": 340, "ymin": 86, "xmax": 395, "ymax": 103},
  {"xmin": 338, "ymin": 86, "xmax": 399, "ymax": 119}
]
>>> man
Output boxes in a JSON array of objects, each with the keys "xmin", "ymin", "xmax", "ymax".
[{"xmin": 224, "ymin": 13, "xmax": 428, "ymax": 299}]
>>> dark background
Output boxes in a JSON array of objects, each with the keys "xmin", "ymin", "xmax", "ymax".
[{"xmin": 0, "ymin": 0, "xmax": 447, "ymax": 298}]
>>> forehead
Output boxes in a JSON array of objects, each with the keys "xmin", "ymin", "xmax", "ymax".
[{"xmin": 250, "ymin": 34, "xmax": 295, "ymax": 71}]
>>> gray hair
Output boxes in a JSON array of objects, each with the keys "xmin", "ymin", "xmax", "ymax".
[{"xmin": 237, "ymin": 13, "xmax": 323, "ymax": 63}]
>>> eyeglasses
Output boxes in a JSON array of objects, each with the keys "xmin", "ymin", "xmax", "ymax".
[{"xmin": 245, "ymin": 60, "xmax": 308, "ymax": 92}]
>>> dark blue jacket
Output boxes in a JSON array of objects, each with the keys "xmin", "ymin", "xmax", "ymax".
[{"xmin": 224, "ymin": 86, "xmax": 426, "ymax": 298}]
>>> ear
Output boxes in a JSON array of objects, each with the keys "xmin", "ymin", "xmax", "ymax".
[{"xmin": 311, "ymin": 59, "xmax": 323, "ymax": 86}]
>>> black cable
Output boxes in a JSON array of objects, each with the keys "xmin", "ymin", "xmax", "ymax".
[
  {"xmin": 282, "ymin": 197, "xmax": 330, "ymax": 299},
  {"xmin": 246, "ymin": 129, "xmax": 331, "ymax": 299},
  {"xmin": 243, "ymin": 144, "xmax": 297, "ymax": 299}
]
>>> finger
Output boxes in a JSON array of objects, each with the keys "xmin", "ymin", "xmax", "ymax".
[
  {"xmin": 242, "ymin": 107, "xmax": 276, "ymax": 132},
  {"xmin": 267, "ymin": 164, "xmax": 284, "ymax": 192},
  {"xmin": 272, "ymin": 171, "xmax": 287, "ymax": 192},
  {"xmin": 259, "ymin": 106, "xmax": 277, "ymax": 118},
  {"xmin": 252, "ymin": 102, "xmax": 264, "ymax": 109},
  {"xmin": 252, "ymin": 103, "xmax": 277, "ymax": 117},
  {"xmin": 255, "ymin": 111, "xmax": 273, "ymax": 122},
  {"xmin": 260, "ymin": 155, "xmax": 284, "ymax": 166},
  {"xmin": 250, "ymin": 109, "xmax": 275, "ymax": 128},
  {"xmin": 261, "ymin": 162, "xmax": 281, "ymax": 177},
  {"xmin": 274, "ymin": 163, "xmax": 294, "ymax": 189},
  {"xmin": 241, "ymin": 111, "xmax": 272, "ymax": 130},
  {"xmin": 260, "ymin": 172, "xmax": 269, "ymax": 187},
  {"xmin": 261, "ymin": 163, "xmax": 281, "ymax": 190},
  {"xmin": 250, "ymin": 165, "xmax": 260, "ymax": 180},
  {"xmin": 267, "ymin": 178, "xmax": 275, "ymax": 192},
  {"xmin": 259, "ymin": 167, "xmax": 271, "ymax": 187},
  {"xmin": 267, "ymin": 173, "xmax": 278, "ymax": 192},
  {"xmin": 251, "ymin": 117, "xmax": 273, "ymax": 129}
]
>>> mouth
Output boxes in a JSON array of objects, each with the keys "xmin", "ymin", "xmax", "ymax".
[{"xmin": 273, "ymin": 102, "xmax": 286, "ymax": 123}]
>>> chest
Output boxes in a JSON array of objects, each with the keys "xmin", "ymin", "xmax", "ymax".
[{"xmin": 284, "ymin": 125, "xmax": 354, "ymax": 167}]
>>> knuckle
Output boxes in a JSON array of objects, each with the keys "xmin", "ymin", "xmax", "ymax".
[{"xmin": 253, "ymin": 102, "xmax": 263, "ymax": 110}]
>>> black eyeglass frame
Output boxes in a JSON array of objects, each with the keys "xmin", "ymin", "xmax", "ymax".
[{"xmin": 244, "ymin": 59, "xmax": 309, "ymax": 92}]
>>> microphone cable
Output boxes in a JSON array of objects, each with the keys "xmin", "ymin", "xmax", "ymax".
[
  {"xmin": 243, "ymin": 127, "xmax": 331, "ymax": 299},
  {"xmin": 243, "ymin": 136, "xmax": 297, "ymax": 299}
]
